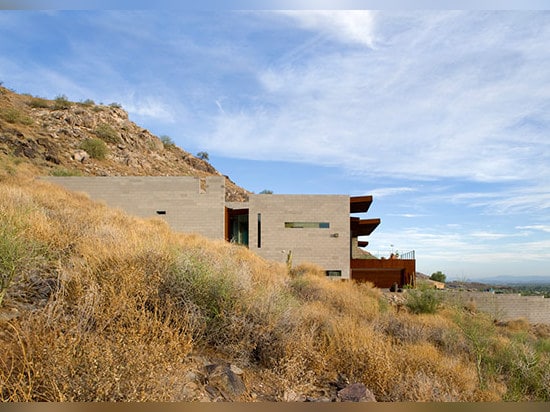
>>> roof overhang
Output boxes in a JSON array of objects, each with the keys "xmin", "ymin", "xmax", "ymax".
[
  {"xmin": 350, "ymin": 217, "xmax": 381, "ymax": 237},
  {"xmin": 350, "ymin": 195, "xmax": 373, "ymax": 214}
]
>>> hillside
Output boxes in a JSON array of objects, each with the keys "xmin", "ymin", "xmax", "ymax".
[
  {"xmin": 0, "ymin": 85, "xmax": 248, "ymax": 201},
  {"xmin": 1, "ymin": 85, "xmax": 550, "ymax": 402}
]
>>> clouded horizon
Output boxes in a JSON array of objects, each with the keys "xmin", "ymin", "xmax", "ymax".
[{"xmin": 1, "ymin": 9, "xmax": 549, "ymax": 280}]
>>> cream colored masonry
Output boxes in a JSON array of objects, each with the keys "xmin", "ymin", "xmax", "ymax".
[
  {"xmin": 44, "ymin": 176, "xmax": 352, "ymax": 278},
  {"xmin": 43, "ymin": 176, "xmax": 226, "ymax": 240}
]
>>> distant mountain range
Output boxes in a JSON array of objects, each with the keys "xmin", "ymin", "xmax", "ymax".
[{"xmin": 451, "ymin": 275, "xmax": 550, "ymax": 285}]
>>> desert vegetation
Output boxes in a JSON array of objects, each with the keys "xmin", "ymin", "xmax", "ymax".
[{"xmin": 0, "ymin": 157, "xmax": 549, "ymax": 401}]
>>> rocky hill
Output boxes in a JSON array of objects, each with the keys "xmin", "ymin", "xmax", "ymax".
[{"xmin": 0, "ymin": 85, "xmax": 248, "ymax": 201}]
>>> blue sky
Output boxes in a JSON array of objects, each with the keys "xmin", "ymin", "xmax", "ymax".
[{"xmin": 1, "ymin": 7, "xmax": 549, "ymax": 280}]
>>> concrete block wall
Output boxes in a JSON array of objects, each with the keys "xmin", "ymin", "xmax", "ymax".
[
  {"xmin": 444, "ymin": 291, "xmax": 550, "ymax": 324},
  {"xmin": 248, "ymin": 194, "xmax": 351, "ymax": 278},
  {"xmin": 44, "ymin": 176, "xmax": 226, "ymax": 239}
]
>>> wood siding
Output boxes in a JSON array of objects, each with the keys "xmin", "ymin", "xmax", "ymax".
[{"xmin": 350, "ymin": 258, "xmax": 416, "ymax": 288}]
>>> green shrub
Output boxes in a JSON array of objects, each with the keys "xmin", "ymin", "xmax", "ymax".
[
  {"xmin": 53, "ymin": 95, "xmax": 71, "ymax": 110},
  {"xmin": 160, "ymin": 135, "xmax": 175, "ymax": 148},
  {"xmin": 80, "ymin": 99, "xmax": 95, "ymax": 107},
  {"xmin": 487, "ymin": 331, "xmax": 550, "ymax": 400},
  {"xmin": 0, "ymin": 108, "xmax": 33, "ymax": 125},
  {"xmin": 80, "ymin": 138, "xmax": 107, "ymax": 160},
  {"xmin": 405, "ymin": 286, "xmax": 443, "ymax": 314},
  {"xmin": 94, "ymin": 123, "xmax": 120, "ymax": 144},
  {"xmin": 0, "ymin": 217, "xmax": 42, "ymax": 307},
  {"xmin": 28, "ymin": 97, "xmax": 50, "ymax": 109},
  {"xmin": 50, "ymin": 167, "xmax": 83, "ymax": 177},
  {"xmin": 108, "ymin": 102, "xmax": 122, "ymax": 109},
  {"xmin": 430, "ymin": 271, "xmax": 447, "ymax": 283},
  {"xmin": 196, "ymin": 151, "xmax": 209, "ymax": 161},
  {"xmin": 161, "ymin": 252, "xmax": 245, "ymax": 344}
]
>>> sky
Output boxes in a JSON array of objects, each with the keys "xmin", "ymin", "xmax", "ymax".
[{"xmin": 1, "ymin": 4, "xmax": 549, "ymax": 281}]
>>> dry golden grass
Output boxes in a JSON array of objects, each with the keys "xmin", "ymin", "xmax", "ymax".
[{"xmin": 1, "ymin": 159, "xmax": 549, "ymax": 401}]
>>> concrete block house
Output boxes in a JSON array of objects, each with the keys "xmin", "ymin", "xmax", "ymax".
[{"xmin": 46, "ymin": 176, "xmax": 415, "ymax": 288}]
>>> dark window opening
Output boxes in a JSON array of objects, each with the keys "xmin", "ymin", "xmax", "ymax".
[
  {"xmin": 257, "ymin": 213, "xmax": 262, "ymax": 248},
  {"xmin": 229, "ymin": 212, "xmax": 249, "ymax": 246},
  {"xmin": 156, "ymin": 210, "xmax": 167, "ymax": 215},
  {"xmin": 326, "ymin": 270, "xmax": 342, "ymax": 277}
]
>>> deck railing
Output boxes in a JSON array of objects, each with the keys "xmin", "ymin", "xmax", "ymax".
[{"xmin": 398, "ymin": 250, "xmax": 415, "ymax": 260}]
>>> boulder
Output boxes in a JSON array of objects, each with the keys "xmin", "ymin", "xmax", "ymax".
[
  {"xmin": 204, "ymin": 363, "xmax": 246, "ymax": 400},
  {"xmin": 72, "ymin": 150, "xmax": 90, "ymax": 163},
  {"xmin": 337, "ymin": 383, "xmax": 377, "ymax": 402}
]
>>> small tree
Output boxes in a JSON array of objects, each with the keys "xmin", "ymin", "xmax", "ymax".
[
  {"xmin": 430, "ymin": 271, "xmax": 446, "ymax": 283},
  {"xmin": 259, "ymin": 189, "xmax": 273, "ymax": 194},
  {"xmin": 160, "ymin": 135, "xmax": 175, "ymax": 148},
  {"xmin": 196, "ymin": 151, "xmax": 209, "ymax": 161},
  {"xmin": 53, "ymin": 94, "xmax": 72, "ymax": 110}
]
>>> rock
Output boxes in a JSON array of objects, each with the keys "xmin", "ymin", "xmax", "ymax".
[
  {"xmin": 73, "ymin": 150, "xmax": 90, "ymax": 162},
  {"xmin": 45, "ymin": 152, "xmax": 60, "ymax": 164},
  {"xmin": 337, "ymin": 383, "xmax": 377, "ymax": 402},
  {"xmin": 229, "ymin": 364, "xmax": 244, "ymax": 375},
  {"xmin": 283, "ymin": 390, "xmax": 306, "ymax": 402},
  {"xmin": 204, "ymin": 363, "xmax": 246, "ymax": 399}
]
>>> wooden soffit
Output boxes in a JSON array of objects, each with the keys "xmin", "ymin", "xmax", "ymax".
[
  {"xmin": 350, "ymin": 195, "xmax": 373, "ymax": 213},
  {"xmin": 350, "ymin": 217, "xmax": 381, "ymax": 237}
]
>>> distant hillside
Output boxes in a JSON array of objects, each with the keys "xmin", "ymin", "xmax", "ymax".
[{"xmin": 0, "ymin": 85, "xmax": 248, "ymax": 201}]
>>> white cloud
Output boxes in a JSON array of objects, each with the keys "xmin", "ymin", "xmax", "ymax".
[
  {"xmin": 276, "ymin": 10, "xmax": 377, "ymax": 48},
  {"xmin": 123, "ymin": 94, "xmax": 176, "ymax": 123},
  {"xmin": 469, "ymin": 231, "xmax": 514, "ymax": 240},
  {"xmin": 207, "ymin": 11, "xmax": 550, "ymax": 186},
  {"xmin": 516, "ymin": 225, "xmax": 550, "ymax": 233},
  {"xmin": 387, "ymin": 213, "xmax": 425, "ymax": 218},
  {"xmin": 367, "ymin": 186, "xmax": 418, "ymax": 198},
  {"xmin": 446, "ymin": 186, "xmax": 550, "ymax": 215}
]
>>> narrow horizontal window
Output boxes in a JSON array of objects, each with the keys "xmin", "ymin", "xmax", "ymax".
[
  {"xmin": 326, "ymin": 270, "xmax": 342, "ymax": 277},
  {"xmin": 285, "ymin": 222, "xmax": 330, "ymax": 229},
  {"xmin": 156, "ymin": 210, "xmax": 167, "ymax": 215}
]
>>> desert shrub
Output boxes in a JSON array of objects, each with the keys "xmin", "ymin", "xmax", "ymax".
[
  {"xmin": 485, "ymin": 330, "xmax": 550, "ymax": 401},
  {"xmin": 0, "ymin": 108, "xmax": 33, "ymax": 125},
  {"xmin": 405, "ymin": 286, "xmax": 443, "ymax": 314},
  {"xmin": 80, "ymin": 138, "xmax": 107, "ymax": 160},
  {"xmin": 0, "ymin": 284, "xmax": 195, "ymax": 401},
  {"xmin": 289, "ymin": 262, "xmax": 325, "ymax": 278},
  {"xmin": 160, "ymin": 135, "xmax": 175, "ymax": 148},
  {"xmin": 94, "ymin": 123, "xmax": 120, "ymax": 144},
  {"xmin": 196, "ymin": 151, "xmax": 209, "ymax": 160},
  {"xmin": 453, "ymin": 310, "xmax": 499, "ymax": 389},
  {"xmin": 160, "ymin": 249, "xmax": 251, "ymax": 346},
  {"xmin": 0, "ymin": 217, "xmax": 27, "ymax": 306},
  {"xmin": 108, "ymin": 102, "xmax": 122, "ymax": 109},
  {"xmin": 79, "ymin": 99, "xmax": 95, "ymax": 107},
  {"xmin": 50, "ymin": 167, "xmax": 83, "ymax": 177},
  {"xmin": 0, "ymin": 191, "xmax": 48, "ymax": 307},
  {"xmin": 27, "ymin": 97, "xmax": 50, "ymax": 108},
  {"xmin": 53, "ymin": 94, "xmax": 71, "ymax": 110}
]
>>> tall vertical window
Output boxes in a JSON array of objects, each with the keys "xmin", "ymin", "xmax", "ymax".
[{"xmin": 257, "ymin": 213, "xmax": 262, "ymax": 248}]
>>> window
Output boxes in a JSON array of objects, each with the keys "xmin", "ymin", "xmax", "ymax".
[
  {"xmin": 285, "ymin": 222, "xmax": 330, "ymax": 229},
  {"xmin": 257, "ymin": 213, "xmax": 262, "ymax": 248},
  {"xmin": 156, "ymin": 210, "xmax": 167, "ymax": 215},
  {"xmin": 325, "ymin": 270, "xmax": 342, "ymax": 277}
]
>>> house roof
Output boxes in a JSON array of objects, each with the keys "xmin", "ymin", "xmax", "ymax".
[
  {"xmin": 350, "ymin": 217, "xmax": 381, "ymax": 237},
  {"xmin": 350, "ymin": 195, "xmax": 373, "ymax": 214}
]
